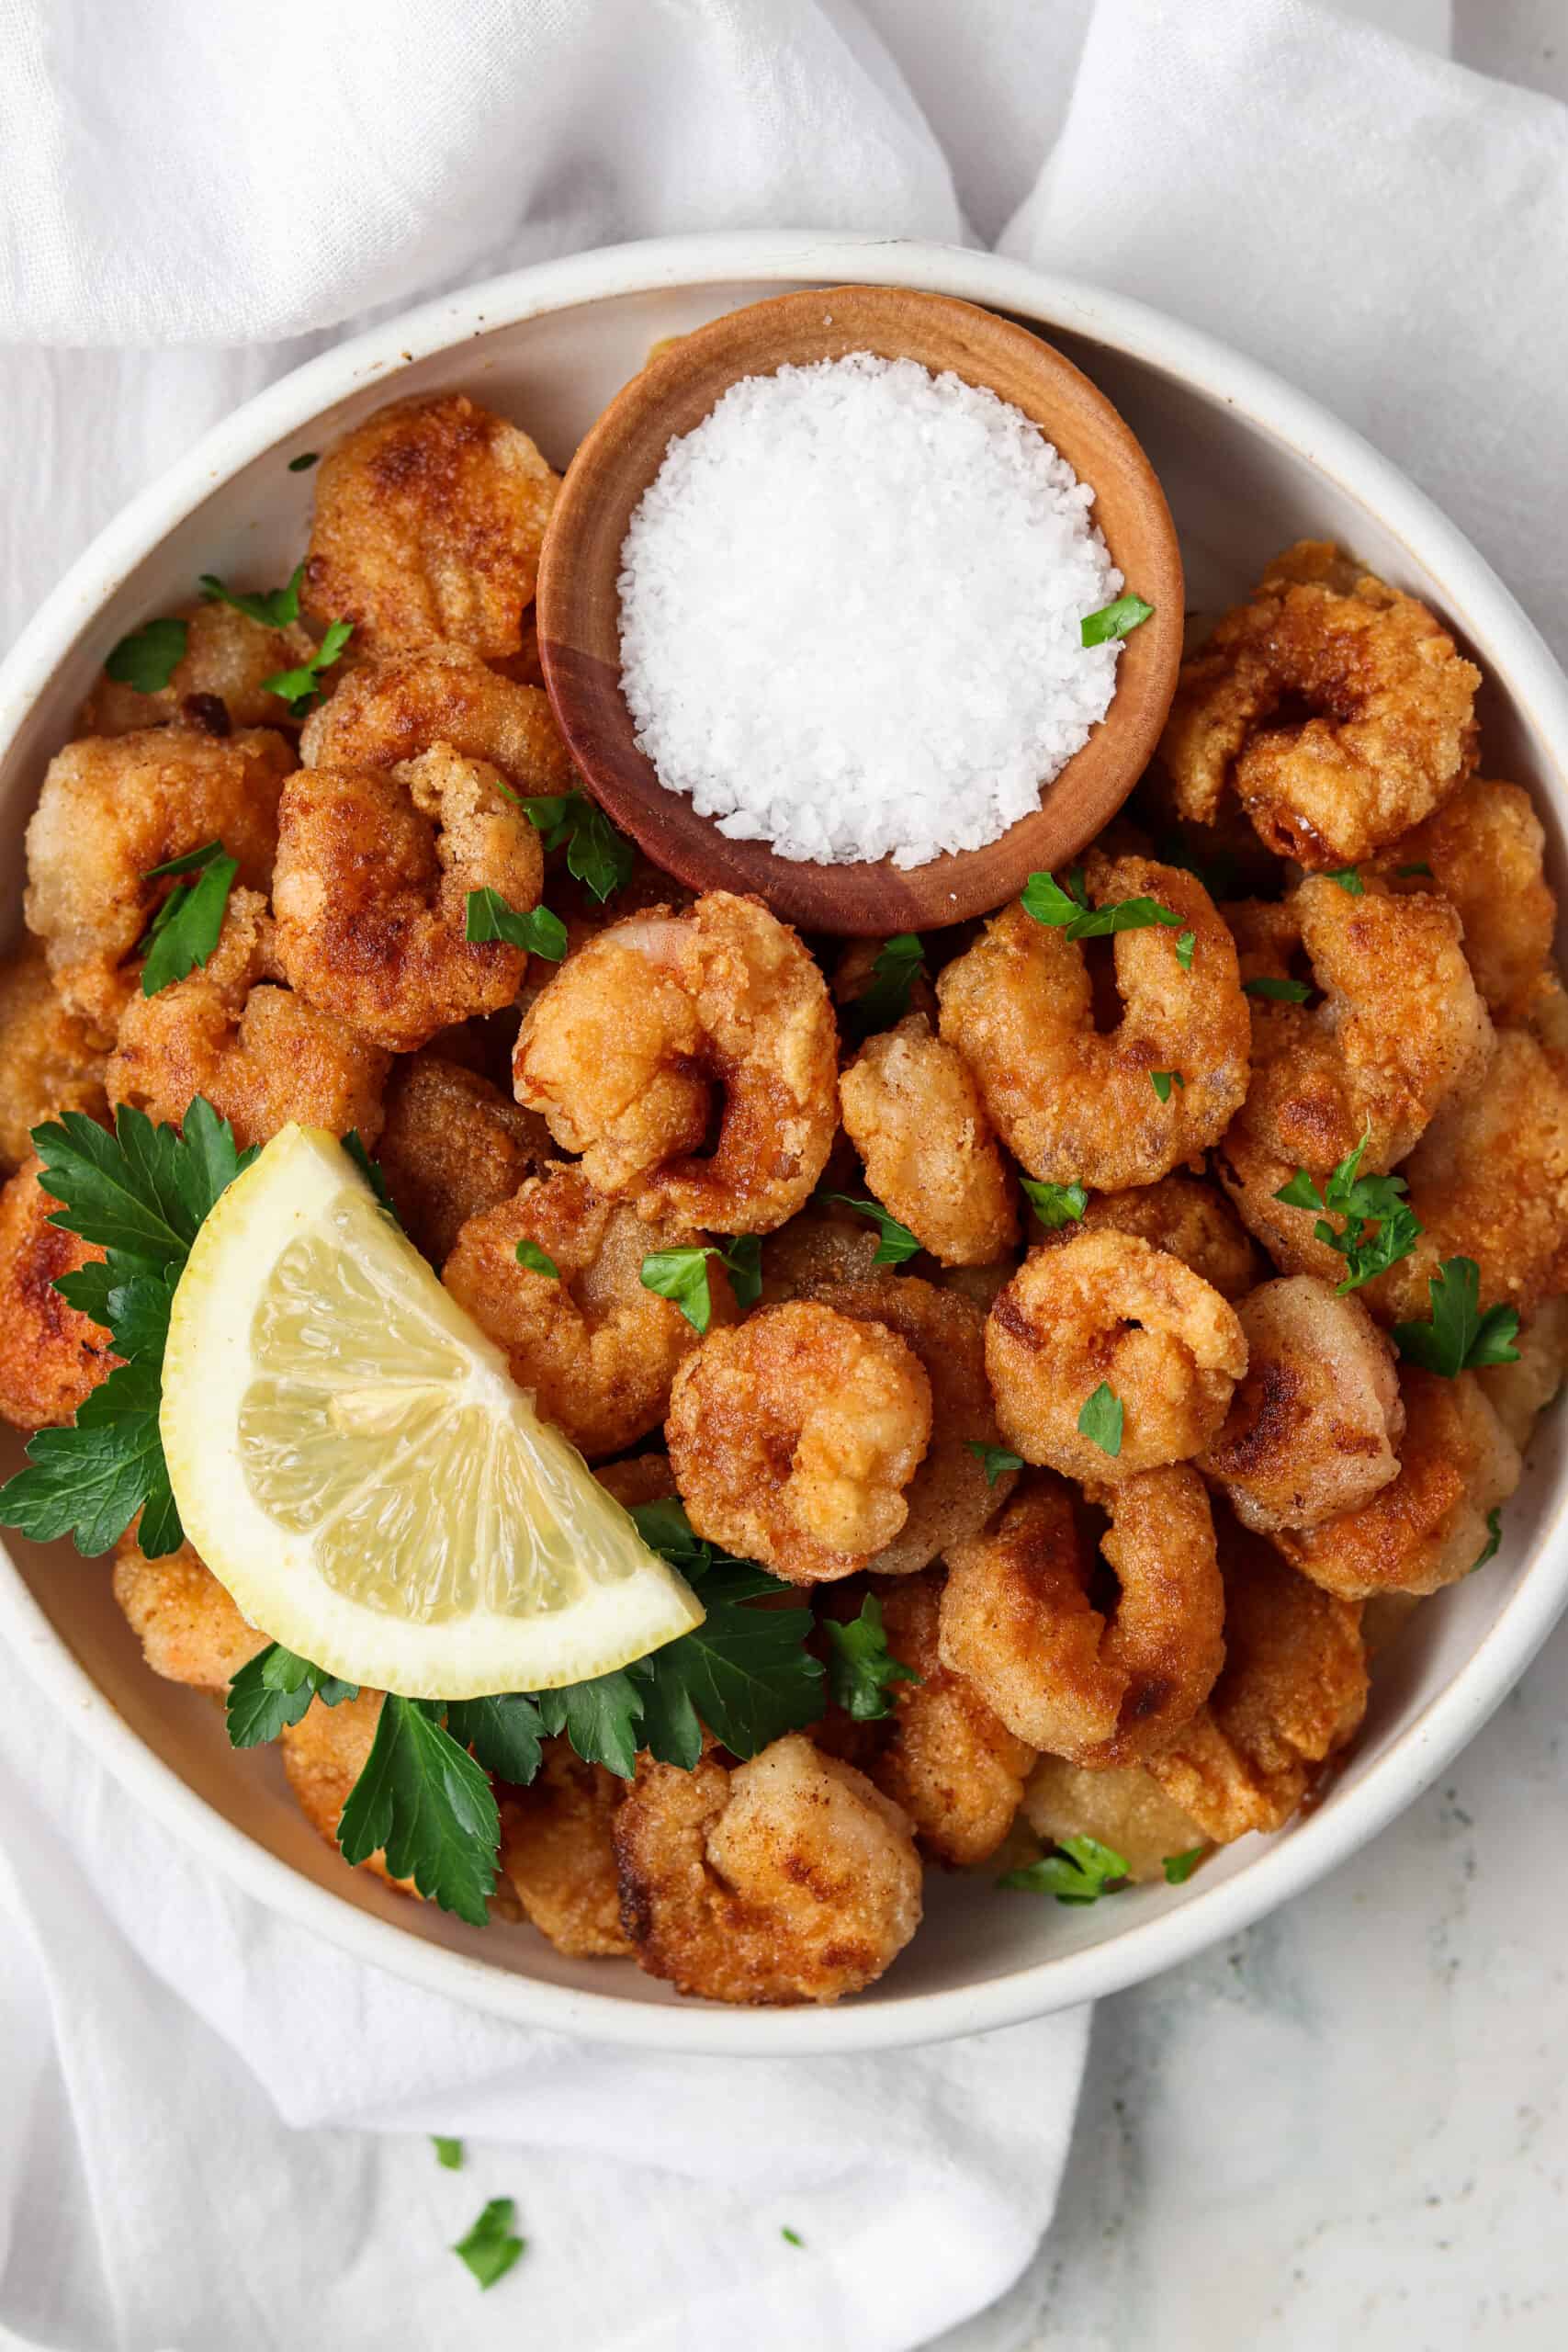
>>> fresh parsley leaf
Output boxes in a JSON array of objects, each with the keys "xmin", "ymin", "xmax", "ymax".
[
  {"xmin": 1392, "ymin": 1256, "xmax": 1520, "ymax": 1377},
  {"xmin": 840, "ymin": 933, "xmax": 927, "ymax": 1043},
  {"xmin": 637, "ymin": 1559, "xmax": 822, "ymax": 1762},
  {"xmin": 261, "ymin": 616, "xmax": 353, "ymax": 715},
  {"xmin": 453, "ymin": 2197, "xmax": 524, "ymax": 2290},
  {"xmin": 444, "ymin": 1691, "xmax": 547, "ymax": 1786},
  {"xmin": 341, "ymin": 1129, "xmax": 402, "ymax": 1227},
  {"xmin": 719, "ymin": 1234, "xmax": 763, "ymax": 1310},
  {"xmin": 821, "ymin": 1193, "xmax": 920, "ymax": 1266},
  {"xmin": 433, "ymin": 2137, "xmax": 464, "ymax": 2170},
  {"xmin": 1000, "ymin": 1834, "xmax": 1129, "ymax": 1904},
  {"xmin": 1077, "ymin": 1382, "xmax": 1123, "ymax": 1457},
  {"xmin": 0, "ymin": 1362, "xmax": 176, "ymax": 1557},
  {"xmin": 514, "ymin": 1237, "xmax": 559, "ymax": 1280},
  {"xmin": 1149, "ymin": 1069, "xmax": 1184, "ymax": 1102},
  {"xmin": 1175, "ymin": 928, "xmax": 1196, "ymax": 972},
  {"xmin": 288, "ymin": 451, "xmax": 319, "ymax": 472},
  {"xmin": 1021, "ymin": 1177, "xmax": 1088, "ymax": 1229},
  {"xmin": 536, "ymin": 1671, "xmax": 647, "ymax": 1780},
  {"xmin": 144, "ymin": 839, "xmax": 228, "ymax": 881},
  {"xmin": 1273, "ymin": 1132, "xmax": 1422, "ymax": 1293},
  {"xmin": 225, "ymin": 1643, "xmax": 358, "ymax": 1747},
  {"xmin": 627, "ymin": 1495, "xmax": 714, "ymax": 1574},
  {"xmin": 138, "ymin": 845, "xmax": 238, "ymax": 996},
  {"xmin": 464, "ymin": 888, "xmax": 568, "ymax": 962},
  {"xmin": 781, "ymin": 2227, "xmax": 805, "ymax": 2249},
  {"xmin": 1021, "ymin": 868, "xmax": 1181, "ymax": 942},
  {"xmin": 1471, "ymin": 1508, "xmax": 1503, "ymax": 1573},
  {"xmin": 197, "ymin": 564, "xmax": 303, "ymax": 629},
  {"xmin": 520, "ymin": 789, "xmax": 636, "ymax": 903},
  {"xmin": 105, "ymin": 616, "xmax": 188, "ymax": 694},
  {"xmin": 1163, "ymin": 1847, "xmax": 1204, "ymax": 1884},
  {"xmin": 822, "ymin": 1595, "xmax": 920, "ymax": 1723},
  {"xmin": 965, "ymin": 1441, "xmax": 1024, "ymax": 1487},
  {"xmin": 1395, "ymin": 861, "xmax": 1433, "ymax": 878},
  {"xmin": 1325, "ymin": 867, "xmax": 1364, "ymax": 896},
  {"xmin": 1081, "ymin": 593, "xmax": 1155, "ymax": 647},
  {"xmin": 641, "ymin": 1246, "xmax": 721, "ymax": 1334},
  {"xmin": 337, "ymin": 1695, "xmax": 499, "ymax": 1926},
  {"xmin": 32, "ymin": 1099, "xmax": 253, "ymax": 1274},
  {"xmin": 1243, "ymin": 974, "xmax": 1314, "ymax": 1003}
]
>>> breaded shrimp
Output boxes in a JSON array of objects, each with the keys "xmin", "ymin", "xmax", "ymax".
[
  {"xmin": 986, "ymin": 1231, "xmax": 1247, "ymax": 1483},
  {"xmin": 1032, "ymin": 1171, "xmax": 1260, "ymax": 1301},
  {"xmin": 0, "ymin": 939, "xmax": 107, "ymax": 1171},
  {"xmin": 864, "ymin": 1571, "xmax": 1034, "ymax": 1866},
  {"xmin": 666, "ymin": 1300, "xmax": 932, "ymax": 1583},
  {"xmin": 1160, "ymin": 541, "xmax": 1480, "ymax": 866},
  {"xmin": 302, "ymin": 392, "xmax": 559, "ymax": 661},
  {"xmin": 105, "ymin": 888, "xmax": 390, "ymax": 1149},
  {"xmin": 839, "ymin": 1013, "xmax": 1018, "ymax": 1266},
  {"xmin": 1147, "ymin": 1525, "xmax": 1368, "ymax": 1840},
  {"xmin": 24, "ymin": 727, "xmax": 294, "ymax": 1038},
  {"xmin": 443, "ymin": 1161, "xmax": 736, "ymax": 1459},
  {"xmin": 1273, "ymin": 1369, "xmax": 1520, "ymax": 1599},
  {"xmin": 80, "ymin": 598, "xmax": 314, "ymax": 738},
  {"xmin": 759, "ymin": 1199, "xmax": 896, "ymax": 1305},
  {"xmin": 112, "ymin": 1532, "xmax": 265, "ymax": 1689},
  {"xmin": 1197, "ymin": 1276, "xmax": 1404, "ymax": 1532},
  {"xmin": 593, "ymin": 1450, "xmax": 680, "ymax": 1512},
  {"xmin": 299, "ymin": 642, "xmax": 574, "ymax": 799},
  {"xmin": 280, "ymin": 1690, "xmax": 419, "ymax": 1896},
  {"xmin": 375, "ymin": 1050, "xmax": 551, "ymax": 1265},
  {"xmin": 272, "ymin": 746, "xmax": 544, "ymax": 1051},
  {"xmin": 0, "ymin": 1156, "xmax": 118, "ymax": 1430},
  {"xmin": 812, "ymin": 1277, "xmax": 1017, "ymax": 1574},
  {"xmin": 937, "ymin": 854, "xmax": 1248, "ymax": 1191},
  {"xmin": 614, "ymin": 1734, "xmax": 921, "ymax": 2004},
  {"xmin": 515, "ymin": 891, "xmax": 839, "ymax": 1234},
  {"xmin": 498, "ymin": 1738, "xmax": 631, "ymax": 1958},
  {"xmin": 939, "ymin": 1468, "xmax": 1225, "ymax": 1767},
  {"xmin": 1022, "ymin": 1755, "xmax": 1205, "ymax": 1885},
  {"xmin": 1374, "ymin": 777, "xmax": 1556, "ymax": 1023}
]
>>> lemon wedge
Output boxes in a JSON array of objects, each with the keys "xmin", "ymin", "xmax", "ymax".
[{"xmin": 160, "ymin": 1125, "xmax": 703, "ymax": 1698}]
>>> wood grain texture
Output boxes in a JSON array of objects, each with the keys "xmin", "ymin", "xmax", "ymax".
[{"xmin": 536, "ymin": 285, "xmax": 1183, "ymax": 936}]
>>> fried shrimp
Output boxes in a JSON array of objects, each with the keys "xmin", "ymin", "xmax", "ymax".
[
  {"xmin": 1197, "ymin": 1276, "xmax": 1404, "ymax": 1533},
  {"xmin": 1159, "ymin": 540, "xmax": 1480, "ymax": 866},
  {"xmin": 0, "ymin": 1155, "xmax": 118, "ymax": 1430},
  {"xmin": 1031, "ymin": 1172, "xmax": 1261, "ymax": 1301},
  {"xmin": 498, "ymin": 1739, "xmax": 632, "ymax": 1958},
  {"xmin": 443, "ymin": 1161, "xmax": 736, "ymax": 1459},
  {"xmin": 937, "ymin": 854, "xmax": 1248, "ymax": 1190},
  {"xmin": 279, "ymin": 1690, "xmax": 418, "ymax": 1896},
  {"xmin": 0, "ymin": 939, "xmax": 107, "ymax": 1171},
  {"xmin": 986, "ymin": 1232, "xmax": 1247, "ymax": 1483},
  {"xmin": 1374, "ymin": 777, "xmax": 1556, "ymax": 1023},
  {"xmin": 515, "ymin": 891, "xmax": 839, "ymax": 1235},
  {"xmin": 375, "ymin": 1051, "xmax": 550, "ymax": 1265},
  {"xmin": 80, "ymin": 598, "xmax": 314, "ymax": 739},
  {"xmin": 1273, "ymin": 1369, "xmax": 1520, "ymax": 1599},
  {"xmin": 812, "ymin": 1277, "xmax": 1016, "ymax": 1573},
  {"xmin": 614, "ymin": 1733, "xmax": 921, "ymax": 2004},
  {"xmin": 865, "ymin": 1571, "xmax": 1034, "ymax": 1865},
  {"xmin": 665, "ymin": 1300, "xmax": 932, "ymax": 1582},
  {"xmin": 1146, "ymin": 1525, "xmax": 1368, "ymax": 1840},
  {"xmin": 1022, "ymin": 1755, "xmax": 1204, "ymax": 1884},
  {"xmin": 302, "ymin": 391, "xmax": 559, "ymax": 661},
  {"xmin": 759, "ymin": 1199, "xmax": 894, "ymax": 1305},
  {"xmin": 839, "ymin": 1014, "xmax": 1018, "ymax": 1266},
  {"xmin": 939, "ymin": 1467, "xmax": 1225, "ymax": 1766},
  {"xmin": 24, "ymin": 727, "xmax": 294, "ymax": 1037},
  {"xmin": 105, "ymin": 888, "xmax": 390, "ymax": 1149},
  {"xmin": 272, "ymin": 746, "xmax": 544, "ymax": 1052},
  {"xmin": 1478, "ymin": 1295, "xmax": 1568, "ymax": 1450},
  {"xmin": 112, "ymin": 1532, "xmax": 266, "ymax": 1689},
  {"xmin": 299, "ymin": 642, "xmax": 574, "ymax": 799}
]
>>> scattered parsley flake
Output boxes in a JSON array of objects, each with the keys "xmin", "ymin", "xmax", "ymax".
[
  {"xmin": 197, "ymin": 564, "xmax": 303, "ymax": 629},
  {"xmin": 821, "ymin": 1193, "xmax": 920, "ymax": 1265},
  {"xmin": 1395, "ymin": 861, "xmax": 1433, "ymax": 878},
  {"xmin": 841, "ymin": 933, "xmax": 927, "ymax": 1043},
  {"xmin": 464, "ymin": 888, "xmax": 567, "ymax": 962},
  {"xmin": 1077, "ymin": 1382, "xmax": 1123, "ymax": 1457},
  {"xmin": 965, "ymin": 1441, "xmax": 1024, "ymax": 1487},
  {"xmin": 137, "ymin": 845, "xmax": 238, "ymax": 997},
  {"xmin": 1392, "ymin": 1256, "xmax": 1520, "ymax": 1376},
  {"xmin": 1243, "ymin": 975, "xmax": 1314, "ymax": 1003},
  {"xmin": 1471, "ymin": 1508, "xmax": 1504, "ymax": 1574},
  {"xmin": 105, "ymin": 616, "xmax": 187, "ymax": 694},
  {"xmin": 1163, "ymin": 1847, "xmax": 1205, "ymax": 1885},
  {"xmin": 781, "ymin": 2226, "xmax": 806, "ymax": 2249},
  {"xmin": 1149, "ymin": 1069, "xmax": 1184, "ymax": 1102},
  {"xmin": 1001, "ymin": 1834, "xmax": 1129, "ymax": 1904},
  {"xmin": 1081, "ymin": 593, "xmax": 1154, "ymax": 647},
  {"xmin": 453, "ymin": 2197, "xmax": 524, "ymax": 2291},
  {"xmin": 1176, "ymin": 928, "xmax": 1196, "ymax": 972},
  {"xmin": 1273, "ymin": 1131, "xmax": 1422, "ymax": 1292},
  {"xmin": 640, "ymin": 1246, "xmax": 722, "ymax": 1333},
  {"xmin": 720, "ymin": 1233, "xmax": 763, "ymax": 1309},
  {"xmin": 1021, "ymin": 1177, "xmax": 1088, "ymax": 1229},
  {"xmin": 433, "ymin": 2136, "xmax": 464, "ymax": 2171},
  {"xmin": 520, "ymin": 789, "xmax": 636, "ymax": 903},
  {"xmin": 288, "ymin": 451, "xmax": 320, "ymax": 472},
  {"xmin": 226, "ymin": 1644, "xmax": 358, "ymax": 1747},
  {"xmin": 514, "ymin": 1237, "xmax": 559, "ymax": 1280},
  {"xmin": 822, "ymin": 1595, "xmax": 920, "ymax": 1723},
  {"xmin": 1021, "ymin": 867, "xmax": 1181, "ymax": 941},
  {"xmin": 1325, "ymin": 867, "xmax": 1365, "ymax": 896},
  {"xmin": 261, "ymin": 616, "xmax": 353, "ymax": 715}
]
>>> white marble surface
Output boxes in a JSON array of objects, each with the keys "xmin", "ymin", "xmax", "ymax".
[{"xmin": 935, "ymin": 1606, "xmax": 1568, "ymax": 2351}]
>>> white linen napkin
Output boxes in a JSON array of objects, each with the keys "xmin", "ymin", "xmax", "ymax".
[{"xmin": 1, "ymin": 5, "xmax": 1565, "ymax": 2349}]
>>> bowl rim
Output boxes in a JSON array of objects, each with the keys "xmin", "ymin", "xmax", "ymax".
[{"xmin": 3, "ymin": 227, "xmax": 1567, "ymax": 2056}]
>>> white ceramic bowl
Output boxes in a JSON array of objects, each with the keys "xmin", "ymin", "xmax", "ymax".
[{"xmin": 3, "ymin": 232, "xmax": 1565, "ymax": 2057}]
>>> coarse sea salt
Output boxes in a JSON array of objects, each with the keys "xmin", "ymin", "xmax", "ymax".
[{"xmin": 617, "ymin": 352, "xmax": 1123, "ymax": 870}]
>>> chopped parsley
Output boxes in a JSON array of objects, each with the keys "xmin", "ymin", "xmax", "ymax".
[
  {"xmin": 1325, "ymin": 866, "xmax": 1364, "ymax": 896},
  {"xmin": 1162, "ymin": 1848, "xmax": 1204, "ymax": 1884},
  {"xmin": 288, "ymin": 451, "xmax": 320, "ymax": 472},
  {"xmin": 1077, "ymin": 1382, "xmax": 1123, "ymax": 1457},
  {"xmin": 464, "ymin": 888, "xmax": 568, "ymax": 961},
  {"xmin": 341, "ymin": 1129, "xmax": 401, "ymax": 1227},
  {"xmin": 1274, "ymin": 1132, "xmax": 1421, "ymax": 1292},
  {"xmin": 514, "ymin": 1237, "xmax": 559, "ymax": 1280},
  {"xmin": 104, "ymin": 616, "xmax": 187, "ymax": 694},
  {"xmin": 1391, "ymin": 1256, "xmax": 1520, "ymax": 1376},
  {"xmin": 261, "ymin": 616, "xmax": 353, "ymax": 715},
  {"xmin": 840, "ymin": 933, "xmax": 928, "ymax": 1044},
  {"xmin": 226, "ymin": 1644, "xmax": 358, "ymax": 1747},
  {"xmin": 822, "ymin": 1595, "xmax": 920, "ymax": 1722},
  {"xmin": 821, "ymin": 1193, "xmax": 921, "ymax": 1266},
  {"xmin": 1000, "ymin": 1834, "xmax": 1129, "ymax": 1904},
  {"xmin": 453, "ymin": 2197, "xmax": 524, "ymax": 2290},
  {"xmin": 1149, "ymin": 1069, "xmax": 1184, "ymax": 1102},
  {"xmin": 1021, "ymin": 866, "xmax": 1181, "ymax": 941},
  {"xmin": 1020, "ymin": 1177, "xmax": 1088, "ymax": 1229},
  {"xmin": 639, "ymin": 1237, "xmax": 762, "ymax": 1333},
  {"xmin": 197, "ymin": 564, "xmax": 303, "ymax": 629},
  {"xmin": 1243, "ymin": 975, "xmax": 1313, "ymax": 1003},
  {"xmin": 965, "ymin": 1441, "xmax": 1024, "ymax": 1487},
  {"xmin": 138, "ymin": 840, "xmax": 238, "ymax": 996},
  {"xmin": 1395, "ymin": 861, "xmax": 1433, "ymax": 878},
  {"xmin": 433, "ymin": 2137, "xmax": 464, "ymax": 2170},
  {"xmin": 1175, "ymin": 928, "xmax": 1196, "ymax": 972},
  {"xmin": 1471, "ymin": 1508, "xmax": 1504, "ymax": 1573},
  {"xmin": 1081, "ymin": 593, "xmax": 1155, "ymax": 647},
  {"xmin": 520, "ymin": 789, "xmax": 636, "ymax": 904},
  {"xmin": 781, "ymin": 2227, "xmax": 806, "ymax": 2249}
]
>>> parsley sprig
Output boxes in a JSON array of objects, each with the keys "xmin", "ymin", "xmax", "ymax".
[
  {"xmin": 1273, "ymin": 1132, "xmax": 1421, "ymax": 1292},
  {"xmin": 262, "ymin": 617, "xmax": 353, "ymax": 716},
  {"xmin": 520, "ymin": 789, "xmax": 636, "ymax": 905},
  {"xmin": 465, "ymin": 888, "xmax": 567, "ymax": 962},
  {"xmin": 198, "ymin": 564, "xmax": 303, "ymax": 629},
  {"xmin": 639, "ymin": 1237, "xmax": 763, "ymax": 1333},
  {"xmin": 1021, "ymin": 867, "xmax": 1181, "ymax": 941},
  {"xmin": 822, "ymin": 1595, "xmax": 920, "ymax": 1722},
  {"xmin": 1392, "ymin": 1256, "xmax": 1519, "ymax": 1376},
  {"xmin": 1021, "ymin": 1177, "xmax": 1088, "ymax": 1229},
  {"xmin": 822, "ymin": 1193, "xmax": 920, "ymax": 1265},
  {"xmin": 1000, "ymin": 1834, "xmax": 1129, "ymax": 1904},
  {"xmin": 226, "ymin": 1645, "xmax": 359, "ymax": 1746},
  {"xmin": 138, "ymin": 840, "xmax": 238, "ymax": 996},
  {"xmin": 105, "ymin": 616, "xmax": 187, "ymax": 694},
  {"xmin": 840, "ymin": 933, "xmax": 928, "ymax": 1044}
]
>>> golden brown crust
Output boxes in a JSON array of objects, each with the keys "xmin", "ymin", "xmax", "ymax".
[
  {"xmin": 839, "ymin": 1014, "xmax": 1018, "ymax": 1267},
  {"xmin": 376, "ymin": 1051, "xmax": 550, "ymax": 1265},
  {"xmin": 1373, "ymin": 777, "xmax": 1556, "ymax": 1023},
  {"xmin": 866, "ymin": 1571, "xmax": 1034, "ymax": 1866},
  {"xmin": 112, "ymin": 1534, "xmax": 266, "ymax": 1689},
  {"xmin": 0, "ymin": 939, "xmax": 107, "ymax": 1171},
  {"xmin": 299, "ymin": 642, "xmax": 574, "ymax": 798},
  {"xmin": 498, "ymin": 1738, "xmax": 632, "ymax": 1957},
  {"xmin": 0, "ymin": 1155, "xmax": 118, "ymax": 1430},
  {"xmin": 1032, "ymin": 1172, "xmax": 1261, "ymax": 1301}
]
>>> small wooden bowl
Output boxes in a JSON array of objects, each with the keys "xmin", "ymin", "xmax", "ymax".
[{"xmin": 536, "ymin": 285, "xmax": 1183, "ymax": 935}]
